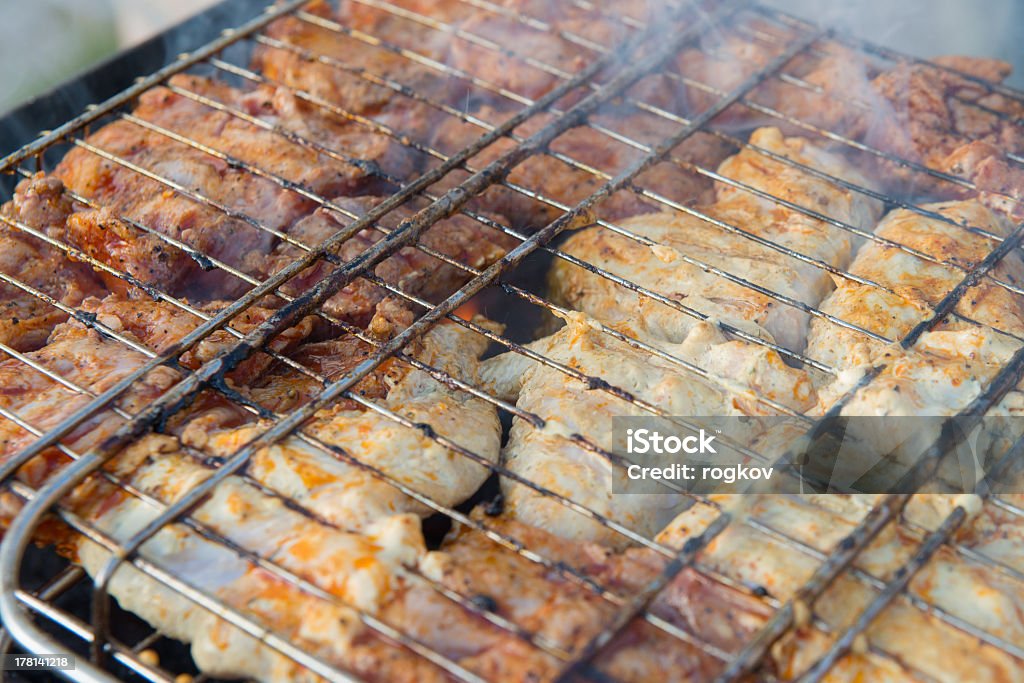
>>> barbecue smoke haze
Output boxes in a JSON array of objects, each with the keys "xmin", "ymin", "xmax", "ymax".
[{"xmin": 766, "ymin": 0, "xmax": 1022, "ymax": 86}]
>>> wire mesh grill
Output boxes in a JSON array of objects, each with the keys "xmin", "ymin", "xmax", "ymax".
[{"xmin": 1, "ymin": 0, "xmax": 1023, "ymax": 681}]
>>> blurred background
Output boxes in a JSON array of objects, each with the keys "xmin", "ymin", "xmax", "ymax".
[{"xmin": 1, "ymin": 0, "xmax": 1022, "ymax": 116}]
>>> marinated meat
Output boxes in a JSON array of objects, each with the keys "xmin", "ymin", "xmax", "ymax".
[
  {"xmin": 54, "ymin": 74, "xmax": 407, "ymax": 300},
  {"xmin": 0, "ymin": 294, "xmax": 315, "ymax": 493},
  {"xmin": 480, "ymin": 311, "xmax": 815, "ymax": 547},
  {"xmin": 2, "ymin": 4, "xmax": 1024, "ymax": 682},
  {"xmin": 0, "ymin": 174, "xmax": 106, "ymax": 351},
  {"xmin": 188, "ymin": 302, "xmax": 502, "ymax": 532},
  {"xmin": 678, "ymin": 31, "xmax": 1024, "ymax": 211},
  {"xmin": 261, "ymin": 195, "xmax": 515, "ymax": 326},
  {"xmin": 549, "ymin": 127, "xmax": 881, "ymax": 354},
  {"xmin": 254, "ymin": 0, "xmax": 460, "ymax": 150},
  {"xmin": 431, "ymin": 105, "xmax": 730, "ymax": 231}
]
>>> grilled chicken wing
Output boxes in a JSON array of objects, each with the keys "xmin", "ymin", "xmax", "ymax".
[
  {"xmin": 0, "ymin": 174, "xmax": 106, "ymax": 351},
  {"xmin": 550, "ymin": 127, "xmax": 881, "ymax": 353}
]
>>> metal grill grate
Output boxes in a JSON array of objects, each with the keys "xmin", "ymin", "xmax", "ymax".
[{"xmin": 1, "ymin": 0, "xmax": 1023, "ymax": 681}]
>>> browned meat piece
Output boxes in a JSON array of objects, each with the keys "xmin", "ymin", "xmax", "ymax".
[
  {"xmin": 54, "ymin": 74, "xmax": 404, "ymax": 301},
  {"xmin": 0, "ymin": 294, "xmax": 315, "ymax": 490},
  {"xmin": 941, "ymin": 140, "xmax": 1024, "ymax": 219},
  {"xmin": 12, "ymin": 431, "xmax": 540, "ymax": 682},
  {"xmin": 169, "ymin": 73, "xmax": 418, "ymax": 184},
  {"xmin": 0, "ymin": 302, "xmax": 507, "ymax": 682},
  {"xmin": 424, "ymin": 510, "xmax": 772, "ymax": 681},
  {"xmin": 79, "ymin": 295, "xmax": 316, "ymax": 387},
  {"xmin": 57, "ymin": 436, "xmax": 464, "ymax": 683},
  {"xmin": 342, "ymin": 0, "xmax": 682, "ymax": 111},
  {"xmin": 677, "ymin": 495, "xmax": 1024, "ymax": 682},
  {"xmin": 341, "ymin": 0, "xmax": 656, "ymax": 53},
  {"xmin": 0, "ymin": 316, "xmax": 183, "ymax": 500},
  {"xmin": 254, "ymin": 0, "xmax": 459, "ymax": 149},
  {"xmin": 191, "ymin": 300, "xmax": 503, "ymax": 533},
  {"xmin": 351, "ymin": 0, "xmax": 663, "ymax": 103},
  {"xmin": 257, "ymin": 0, "xmax": 685, "ymax": 162},
  {"xmin": 261, "ymin": 195, "xmax": 515, "ymax": 326},
  {"xmin": 673, "ymin": 22, "xmax": 797, "ymax": 123},
  {"xmin": 678, "ymin": 30, "xmax": 1024, "ymax": 208},
  {"xmin": 859, "ymin": 56, "xmax": 1024, "ymax": 202},
  {"xmin": 431, "ymin": 105, "xmax": 730, "ymax": 230},
  {"xmin": 0, "ymin": 174, "xmax": 106, "ymax": 351},
  {"xmin": 239, "ymin": 298, "xmax": 417, "ymax": 414}
]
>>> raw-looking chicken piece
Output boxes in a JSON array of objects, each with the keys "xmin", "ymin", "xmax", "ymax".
[
  {"xmin": 480, "ymin": 311, "xmax": 816, "ymax": 547},
  {"xmin": 808, "ymin": 200, "xmax": 1024, "ymax": 370},
  {"xmin": 0, "ymin": 174, "xmax": 106, "ymax": 351},
  {"xmin": 647, "ymin": 494, "xmax": 1024, "ymax": 682},
  {"xmin": 189, "ymin": 301, "xmax": 502, "ymax": 532},
  {"xmin": 430, "ymin": 104, "xmax": 730, "ymax": 231},
  {"xmin": 49, "ymin": 435, "xmax": 499, "ymax": 683},
  {"xmin": 53, "ymin": 74, "xmax": 405, "ymax": 301},
  {"xmin": 261, "ymin": 195, "xmax": 515, "ymax": 327},
  {"xmin": 550, "ymin": 127, "xmax": 882, "ymax": 352},
  {"xmin": 807, "ymin": 200, "xmax": 1024, "ymax": 417}
]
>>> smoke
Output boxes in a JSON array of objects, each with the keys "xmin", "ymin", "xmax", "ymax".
[
  {"xmin": 763, "ymin": 0, "xmax": 1024, "ymax": 88},
  {"xmin": 0, "ymin": 0, "xmax": 117, "ymax": 115}
]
